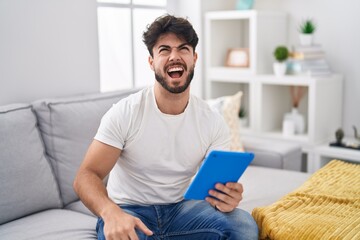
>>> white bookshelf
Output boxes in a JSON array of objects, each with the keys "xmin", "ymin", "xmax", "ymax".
[
  {"xmin": 309, "ymin": 145, "xmax": 360, "ymax": 173},
  {"xmin": 205, "ymin": 10, "xmax": 344, "ymax": 152}
]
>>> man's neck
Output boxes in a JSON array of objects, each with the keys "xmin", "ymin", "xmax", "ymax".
[{"xmin": 154, "ymin": 84, "xmax": 190, "ymax": 115}]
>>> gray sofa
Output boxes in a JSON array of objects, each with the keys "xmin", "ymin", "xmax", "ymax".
[{"xmin": 0, "ymin": 88, "xmax": 310, "ymax": 239}]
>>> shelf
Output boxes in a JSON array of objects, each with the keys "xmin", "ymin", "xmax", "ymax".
[
  {"xmin": 308, "ymin": 144, "xmax": 360, "ymax": 173},
  {"xmin": 255, "ymin": 74, "xmax": 342, "ymax": 86},
  {"xmin": 205, "ymin": 10, "xmax": 343, "ymax": 153},
  {"xmin": 208, "ymin": 67, "xmax": 253, "ymax": 82},
  {"xmin": 206, "ymin": 10, "xmax": 287, "ymax": 20},
  {"xmin": 207, "ymin": 71, "xmax": 342, "ymax": 85},
  {"xmin": 205, "ymin": 10, "xmax": 287, "ymax": 76}
]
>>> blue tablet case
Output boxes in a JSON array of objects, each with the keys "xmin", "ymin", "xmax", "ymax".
[{"xmin": 184, "ymin": 150, "xmax": 254, "ymax": 200}]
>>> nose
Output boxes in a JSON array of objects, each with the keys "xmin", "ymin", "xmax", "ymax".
[{"xmin": 169, "ymin": 49, "xmax": 181, "ymax": 62}]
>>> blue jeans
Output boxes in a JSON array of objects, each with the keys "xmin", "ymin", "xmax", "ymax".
[{"xmin": 96, "ymin": 200, "xmax": 258, "ymax": 240}]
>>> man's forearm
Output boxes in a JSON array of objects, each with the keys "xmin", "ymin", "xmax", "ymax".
[{"xmin": 74, "ymin": 170, "xmax": 118, "ymax": 218}]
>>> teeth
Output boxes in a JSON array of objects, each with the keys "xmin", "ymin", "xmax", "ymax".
[{"xmin": 168, "ymin": 67, "xmax": 184, "ymax": 72}]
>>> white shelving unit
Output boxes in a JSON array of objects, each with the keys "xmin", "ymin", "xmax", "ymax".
[
  {"xmin": 205, "ymin": 10, "xmax": 344, "ymax": 153},
  {"xmin": 309, "ymin": 145, "xmax": 360, "ymax": 173},
  {"xmin": 205, "ymin": 10, "xmax": 288, "ymax": 134}
]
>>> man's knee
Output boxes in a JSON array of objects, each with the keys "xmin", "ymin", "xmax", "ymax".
[{"xmin": 221, "ymin": 208, "xmax": 258, "ymax": 240}]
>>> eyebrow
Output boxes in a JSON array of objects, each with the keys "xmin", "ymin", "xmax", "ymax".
[{"xmin": 158, "ymin": 43, "xmax": 190, "ymax": 49}]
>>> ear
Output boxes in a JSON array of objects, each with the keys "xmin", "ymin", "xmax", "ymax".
[
  {"xmin": 193, "ymin": 52, "xmax": 198, "ymax": 65},
  {"xmin": 148, "ymin": 56, "xmax": 154, "ymax": 71}
]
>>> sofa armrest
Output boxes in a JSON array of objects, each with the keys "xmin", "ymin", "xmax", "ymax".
[{"xmin": 242, "ymin": 136, "xmax": 302, "ymax": 171}]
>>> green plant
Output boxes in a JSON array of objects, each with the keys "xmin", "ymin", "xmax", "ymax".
[
  {"xmin": 273, "ymin": 46, "xmax": 289, "ymax": 62},
  {"xmin": 299, "ymin": 19, "xmax": 316, "ymax": 34},
  {"xmin": 238, "ymin": 107, "xmax": 246, "ymax": 118}
]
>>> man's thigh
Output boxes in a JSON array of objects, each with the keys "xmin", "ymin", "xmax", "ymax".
[
  {"xmin": 97, "ymin": 201, "xmax": 258, "ymax": 240},
  {"xmin": 161, "ymin": 200, "xmax": 258, "ymax": 240}
]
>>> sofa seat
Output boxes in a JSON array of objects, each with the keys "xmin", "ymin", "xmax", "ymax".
[
  {"xmin": 0, "ymin": 209, "xmax": 97, "ymax": 240},
  {"xmin": 65, "ymin": 200, "xmax": 95, "ymax": 217},
  {"xmin": 239, "ymin": 166, "xmax": 310, "ymax": 213}
]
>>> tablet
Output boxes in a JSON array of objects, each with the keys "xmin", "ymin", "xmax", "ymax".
[{"xmin": 183, "ymin": 150, "xmax": 254, "ymax": 200}]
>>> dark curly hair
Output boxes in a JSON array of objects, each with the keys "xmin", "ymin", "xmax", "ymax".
[{"xmin": 142, "ymin": 14, "xmax": 199, "ymax": 57}]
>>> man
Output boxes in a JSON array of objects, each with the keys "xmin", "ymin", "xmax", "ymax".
[{"xmin": 73, "ymin": 14, "xmax": 258, "ymax": 240}]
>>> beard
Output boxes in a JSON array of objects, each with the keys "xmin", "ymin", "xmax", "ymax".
[{"xmin": 154, "ymin": 65, "xmax": 195, "ymax": 94}]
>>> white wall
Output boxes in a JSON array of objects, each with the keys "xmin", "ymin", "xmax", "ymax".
[{"xmin": 0, "ymin": 0, "xmax": 100, "ymax": 105}]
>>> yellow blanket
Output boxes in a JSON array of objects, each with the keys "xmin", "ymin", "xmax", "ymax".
[{"xmin": 252, "ymin": 160, "xmax": 360, "ymax": 240}]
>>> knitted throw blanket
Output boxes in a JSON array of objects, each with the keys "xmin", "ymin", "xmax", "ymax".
[{"xmin": 252, "ymin": 160, "xmax": 360, "ymax": 240}]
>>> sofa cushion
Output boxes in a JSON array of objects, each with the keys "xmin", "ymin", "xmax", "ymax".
[
  {"xmin": 0, "ymin": 104, "xmax": 62, "ymax": 225},
  {"xmin": 65, "ymin": 200, "xmax": 95, "ymax": 217},
  {"xmin": 239, "ymin": 165, "xmax": 310, "ymax": 213},
  {"xmin": 207, "ymin": 91, "xmax": 244, "ymax": 151},
  {"xmin": 0, "ymin": 209, "xmax": 97, "ymax": 239},
  {"xmin": 32, "ymin": 89, "xmax": 140, "ymax": 205}
]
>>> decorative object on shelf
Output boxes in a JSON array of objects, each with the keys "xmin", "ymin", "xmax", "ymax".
[
  {"xmin": 283, "ymin": 108, "xmax": 305, "ymax": 135},
  {"xmin": 282, "ymin": 117, "xmax": 295, "ymax": 137},
  {"xmin": 238, "ymin": 107, "xmax": 248, "ymax": 127},
  {"xmin": 335, "ymin": 128, "xmax": 345, "ymax": 145},
  {"xmin": 353, "ymin": 125, "xmax": 360, "ymax": 140},
  {"xmin": 235, "ymin": 0, "xmax": 254, "ymax": 10},
  {"xmin": 283, "ymin": 85, "xmax": 306, "ymax": 135},
  {"xmin": 329, "ymin": 128, "xmax": 360, "ymax": 150},
  {"xmin": 290, "ymin": 85, "xmax": 305, "ymax": 108},
  {"xmin": 225, "ymin": 48, "xmax": 249, "ymax": 67},
  {"xmin": 273, "ymin": 46, "xmax": 289, "ymax": 77},
  {"xmin": 288, "ymin": 44, "xmax": 331, "ymax": 77},
  {"xmin": 298, "ymin": 18, "xmax": 316, "ymax": 46}
]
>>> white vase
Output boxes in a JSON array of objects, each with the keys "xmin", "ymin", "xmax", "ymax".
[
  {"xmin": 273, "ymin": 62, "xmax": 287, "ymax": 77},
  {"xmin": 282, "ymin": 118, "xmax": 295, "ymax": 137},
  {"xmin": 299, "ymin": 33, "xmax": 313, "ymax": 46},
  {"xmin": 284, "ymin": 108, "xmax": 305, "ymax": 134}
]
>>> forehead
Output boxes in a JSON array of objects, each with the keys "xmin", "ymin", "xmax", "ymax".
[{"xmin": 154, "ymin": 33, "xmax": 187, "ymax": 48}]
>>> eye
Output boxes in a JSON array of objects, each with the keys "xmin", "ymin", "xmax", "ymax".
[
  {"xmin": 180, "ymin": 46, "xmax": 190, "ymax": 52},
  {"xmin": 159, "ymin": 48, "xmax": 170, "ymax": 54}
]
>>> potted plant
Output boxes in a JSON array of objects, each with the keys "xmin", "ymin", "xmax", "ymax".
[
  {"xmin": 273, "ymin": 46, "xmax": 289, "ymax": 76},
  {"xmin": 238, "ymin": 107, "xmax": 248, "ymax": 127},
  {"xmin": 298, "ymin": 18, "xmax": 316, "ymax": 46}
]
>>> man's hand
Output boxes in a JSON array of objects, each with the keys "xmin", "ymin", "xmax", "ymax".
[
  {"xmin": 205, "ymin": 182, "xmax": 243, "ymax": 213},
  {"xmin": 102, "ymin": 204, "xmax": 153, "ymax": 240}
]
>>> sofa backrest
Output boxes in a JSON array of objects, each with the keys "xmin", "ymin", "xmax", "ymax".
[
  {"xmin": 32, "ymin": 89, "xmax": 140, "ymax": 206},
  {"xmin": 0, "ymin": 104, "xmax": 62, "ymax": 225}
]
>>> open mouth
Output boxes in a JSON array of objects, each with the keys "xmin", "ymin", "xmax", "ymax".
[{"xmin": 167, "ymin": 66, "xmax": 184, "ymax": 78}]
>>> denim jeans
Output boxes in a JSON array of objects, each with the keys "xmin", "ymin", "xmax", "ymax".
[{"xmin": 96, "ymin": 200, "xmax": 258, "ymax": 240}]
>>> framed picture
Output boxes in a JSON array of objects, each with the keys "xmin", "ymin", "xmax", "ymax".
[{"xmin": 225, "ymin": 48, "xmax": 249, "ymax": 67}]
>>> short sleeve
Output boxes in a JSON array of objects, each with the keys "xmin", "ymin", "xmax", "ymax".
[
  {"xmin": 94, "ymin": 100, "xmax": 131, "ymax": 150},
  {"xmin": 205, "ymin": 113, "xmax": 231, "ymax": 157}
]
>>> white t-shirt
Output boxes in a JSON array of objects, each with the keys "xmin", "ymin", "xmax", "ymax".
[{"xmin": 95, "ymin": 86, "xmax": 230, "ymax": 205}]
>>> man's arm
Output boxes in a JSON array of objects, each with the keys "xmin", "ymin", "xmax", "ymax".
[{"xmin": 73, "ymin": 140, "xmax": 153, "ymax": 239}]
